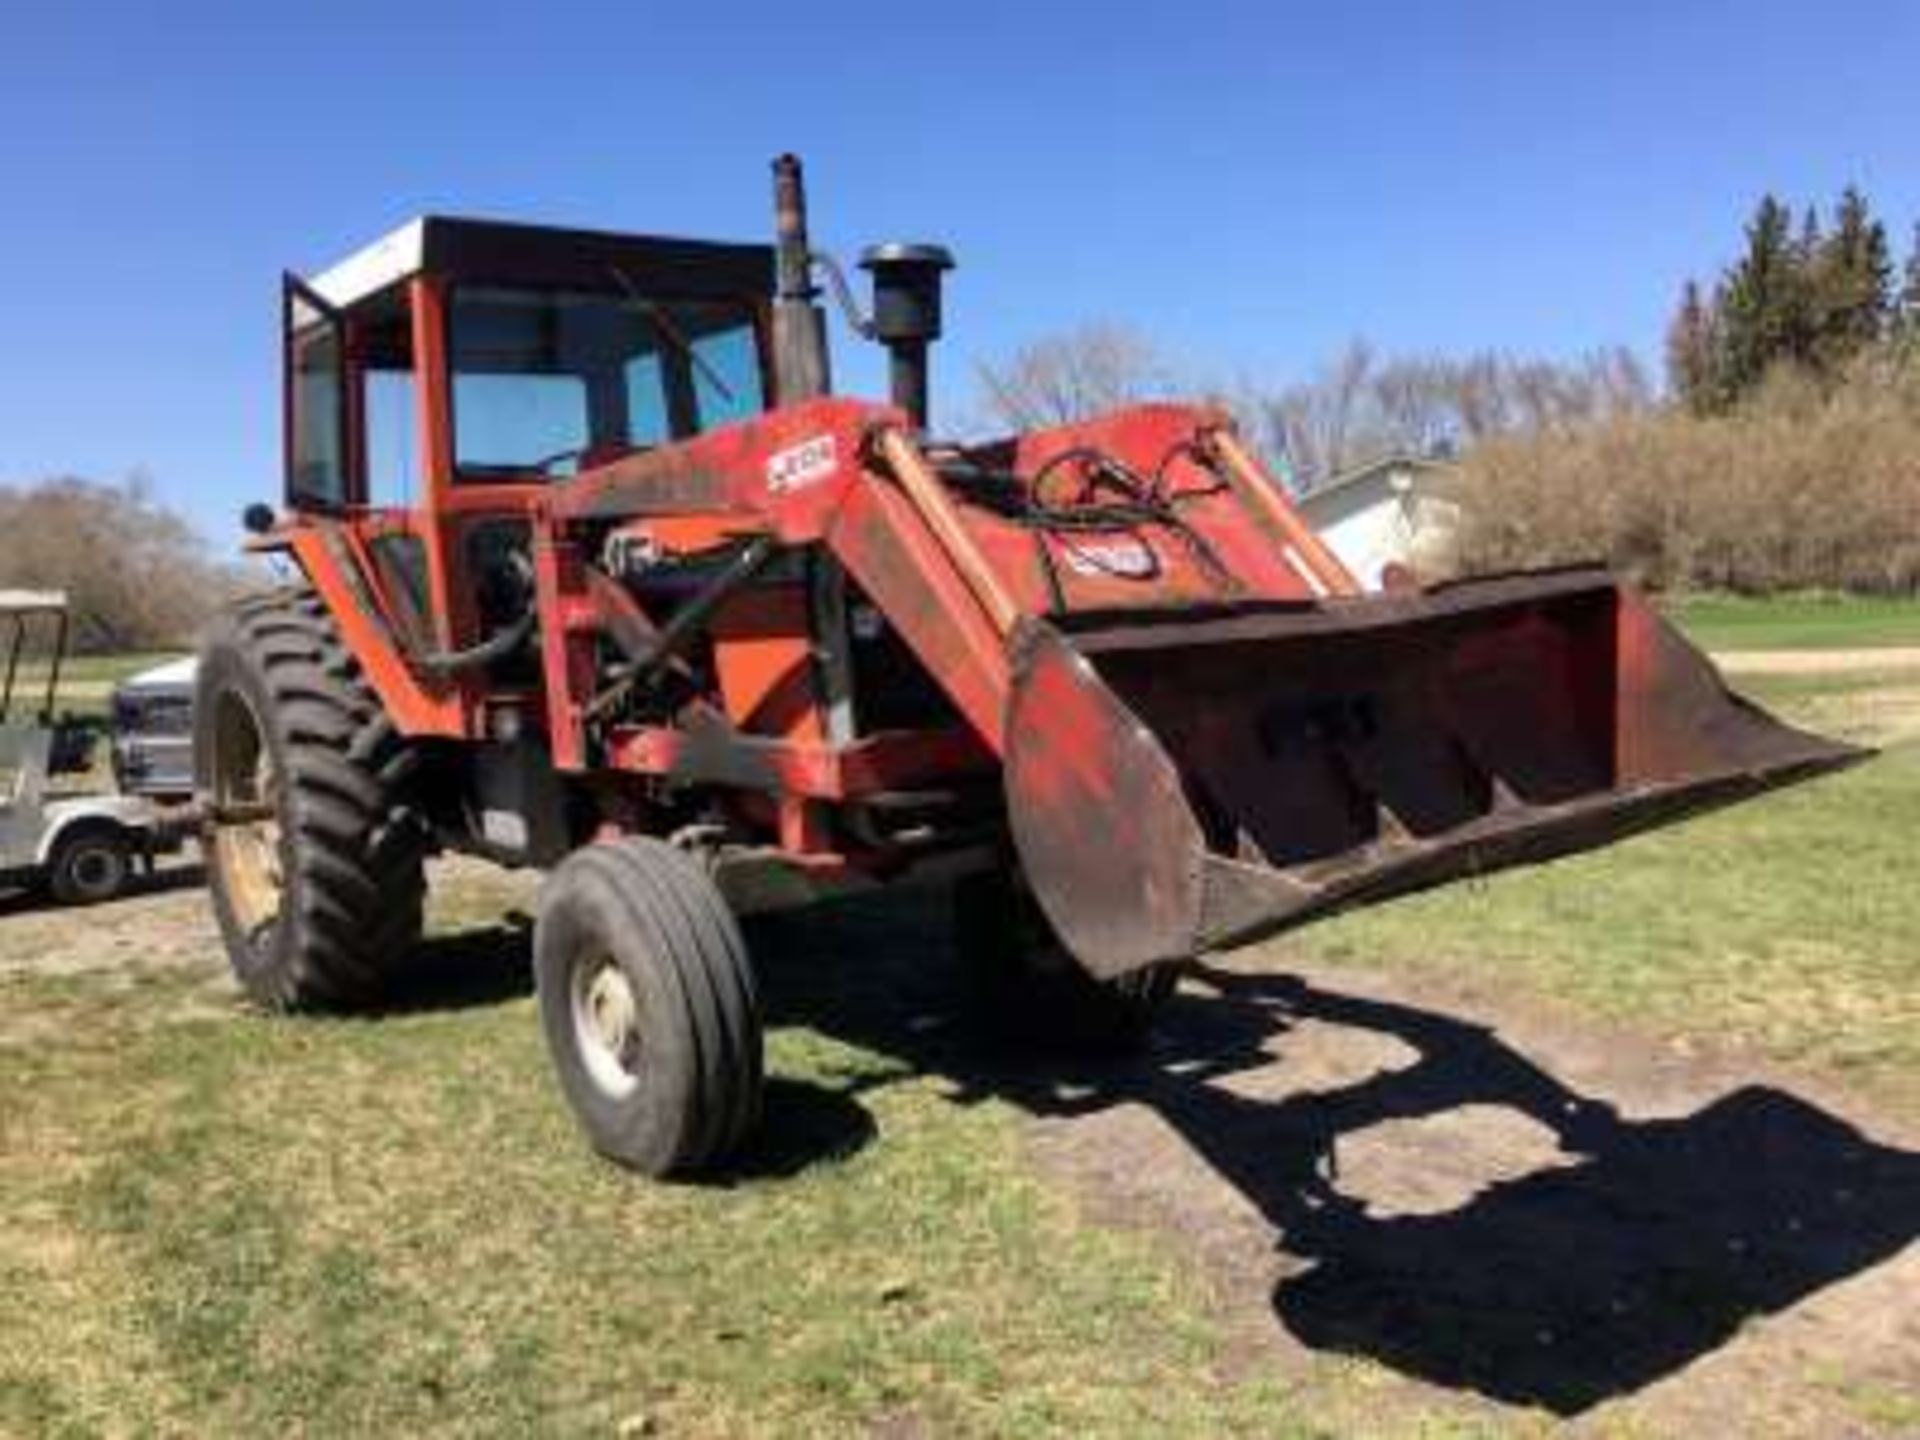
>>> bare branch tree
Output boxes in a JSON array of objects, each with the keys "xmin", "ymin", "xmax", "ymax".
[
  {"xmin": 972, "ymin": 321, "xmax": 1658, "ymax": 493},
  {"xmin": 973, "ymin": 323, "xmax": 1173, "ymax": 431},
  {"xmin": 1244, "ymin": 343, "xmax": 1657, "ymax": 486},
  {"xmin": 0, "ymin": 473, "xmax": 242, "ymax": 651}
]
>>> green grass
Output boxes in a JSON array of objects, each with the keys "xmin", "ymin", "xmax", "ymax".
[
  {"xmin": 0, "ymin": 669, "xmax": 1913, "ymax": 1434},
  {"xmin": 4, "ymin": 651, "xmax": 185, "ymax": 718},
  {"xmin": 1283, "ymin": 685, "xmax": 1920, "ymax": 1108},
  {"xmin": 1664, "ymin": 592, "xmax": 1920, "ymax": 652},
  {"xmin": 0, "ymin": 886, "xmax": 1338, "ymax": 1438},
  {"xmin": 56, "ymin": 651, "xmax": 186, "ymax": 685}
]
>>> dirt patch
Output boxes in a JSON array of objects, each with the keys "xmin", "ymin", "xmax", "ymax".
[
  {"xmin": 0, "ymin": 856, "xmax": 540, "ymax": 1049},
  {"xmin": 1026, "ymin": 952, "xmax": 1920, "ymax": 1435},
  {"xmin": 0, "ymin": 866, "xmax": 213, "ymax": 978},
  {"xmin": 1715, "ymin": 645, "xmax": 1920, "ymax": 675},
  {"xmin": 1776, "ymin": 682, "xmax": 1920, "ymax": 748}
]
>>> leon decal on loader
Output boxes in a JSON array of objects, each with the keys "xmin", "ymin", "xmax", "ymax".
[{"xmin": 197, "ymin": 156, "xmax": 1865, "ymax": 1177}]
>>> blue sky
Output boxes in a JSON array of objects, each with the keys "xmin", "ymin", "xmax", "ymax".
[{"xmin": 1, "ymin": 0, "xmax": 1914, "ymax": 546}]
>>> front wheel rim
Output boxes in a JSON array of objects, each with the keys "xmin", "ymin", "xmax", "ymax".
[{"xmin": 572, "ymin": 954, "xmax": 642, "ymax": 1099}]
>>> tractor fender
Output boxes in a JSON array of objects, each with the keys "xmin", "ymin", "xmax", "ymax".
[{"xmin": 34, "ymin": 797, "xmax": 152, "ymax": 867}]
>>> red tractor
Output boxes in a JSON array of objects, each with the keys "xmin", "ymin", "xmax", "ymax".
[{"xmin": 198, "ymin": 157, "xmax": 1860, "ymax": 1176}]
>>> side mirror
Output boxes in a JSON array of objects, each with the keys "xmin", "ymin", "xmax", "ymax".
[{"xmin": 242, "ymin": 503, "xmax": 277, "ymax": 536}]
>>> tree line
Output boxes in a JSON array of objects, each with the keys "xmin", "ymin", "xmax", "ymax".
[
  {"xmin": 973, "ymin": 327, "xmax": 1656, "ymax": 489},
  {"xmin": 975, "ymin": 186, "xmax": 1918, "ymax": 487},
  {"xmin": 0, "ymin": 476, "xmax": 242, "ymax": 652},
  {"xmin": 1667, "ymin": 188, "xmax": 1920, "ymax": 414},
  {"xmin": 972, "ymin": 185, "xmax": 1919, "ymax": 593}
]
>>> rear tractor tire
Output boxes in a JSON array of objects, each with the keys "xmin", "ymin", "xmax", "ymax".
[
  {"xmin": 956, "ymin": 867, "xmax": 1181, "ymax": 1052},
  {"xmin": 196, "ymin": 586, "xmax": 428, "ymax": 1011},
  {"xmin": 535, "ymin": 837, "xmax": 764, "ymax": 1178}
]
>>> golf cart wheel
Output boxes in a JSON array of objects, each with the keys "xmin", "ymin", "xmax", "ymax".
[
  {"xmin": 535, "ymin": 837, "xmax": 763, "ymax": 1178},
  {"xmin": 195, "ymin": 585, "xmax": 427, "ymax": 1011},
  {"xmin": 47, "ymin": 825, "xmax": 133, "ymax": 905},
  {"xmin": 956, "ymin": 867, "xmax": 1181, "ymax": 1052}
]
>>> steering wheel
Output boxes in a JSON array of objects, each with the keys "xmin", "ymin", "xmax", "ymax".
[{"xmin": 527, "ymin": 444, "xmax": 592, "ymax": 476}]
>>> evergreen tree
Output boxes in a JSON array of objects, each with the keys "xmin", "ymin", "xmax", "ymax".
[
  {"xmin": 1810, "ymin": 186, "xmax": 1892, "ymax": 370},
  {"xmin": 1797, "ymin": 204, "xmax": 1824, "ymax": 268},
  {"xmin": 1718, "ymin": 194, "xmax": 1812, "ymax": 397}
]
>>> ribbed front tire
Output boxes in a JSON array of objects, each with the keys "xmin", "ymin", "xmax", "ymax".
[
  {"xmin": 196, "ymin": 586, "xmax": 427, "ymax": 1010},
  {"xmin": 535, "ymin": 837, "xmax": 763, "ymax": 1177}
]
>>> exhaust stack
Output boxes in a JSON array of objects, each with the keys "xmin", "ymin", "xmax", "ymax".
[{"xmin": 771, "ymin": 154, "xmax": 830, "ymax": 403}]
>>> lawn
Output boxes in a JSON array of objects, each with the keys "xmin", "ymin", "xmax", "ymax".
[
  {"xmin": 1286, "ymin": 666, "xmax": 1920, "ymax": 1109},
  {"xmin": 0, "ymin": 654, "xmax": 1914, "ymax": 1435},
  {"xmin": 7, "ymin": 650, "xmax": 185, "ymax": 717},
  {"xmin": 0, "ymin": 872, "xmax": 1320, "ymax": 1438},
  {"xmin": 1288, "ymin": 741, "xmax": 1919, "ymax": 1105},
  {"xmin": 1664, "ymin": 592, "xmax": 1920, "ymax": 653}
]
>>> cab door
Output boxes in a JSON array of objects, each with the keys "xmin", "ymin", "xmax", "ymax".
[{"xmin": 283, "ymin": 273, "xmax": 442, "ymax": 658}]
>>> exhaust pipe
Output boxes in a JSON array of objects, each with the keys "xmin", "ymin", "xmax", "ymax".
[
  {"xmin": 770, "ymin": 155, "xmax": 957, "ymax": 430},
  {"xmin": 771, "ymin": 154, "xmax": 830, "ymax": 404}
]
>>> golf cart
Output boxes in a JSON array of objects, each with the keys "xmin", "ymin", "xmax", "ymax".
[{"xmin": 0, "ymin": 591, "xmax": 192, "ymax": 903}]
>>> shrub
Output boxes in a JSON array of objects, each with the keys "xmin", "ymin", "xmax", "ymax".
[{"xmin": 1442, "ymin": 348, "xmax": 1920, "ymax": 593}]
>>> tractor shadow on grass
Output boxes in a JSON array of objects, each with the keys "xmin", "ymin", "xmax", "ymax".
[
  {"xmin": 751, "ymin": 884, "xmax": 1920, "ymax": 1417},
  {"xmin": 379, "ymin": 920, "xmax": 536, "ymax": 1014}
]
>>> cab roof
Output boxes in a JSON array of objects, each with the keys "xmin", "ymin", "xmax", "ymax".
[
  {"xmin": 0, "ymin": 589, "xmax": 68, "ymax": 616},
  {"xmin": 306, "ymin": 215, "xmax": 775, "ymax": 311}
]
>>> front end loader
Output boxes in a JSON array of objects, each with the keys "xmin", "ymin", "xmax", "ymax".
[{"xmin": 199, "ymin": 157, "xmax": 1864, "ymax": 1175}]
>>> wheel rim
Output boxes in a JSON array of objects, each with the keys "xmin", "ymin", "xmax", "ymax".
[
  {"xmin": 208, "ymin": 688, "xmax": 284, "ymax": 943},
  {"xmin": 571, "ymin": 953, "xmax": 641, "ymax": 1099},
  {"xmin": 68, "ymin": 844, "xmax": 123, "ymax": 898}
]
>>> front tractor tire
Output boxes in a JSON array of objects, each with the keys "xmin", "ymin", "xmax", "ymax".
[
  {"xmin": 196, "ymin": 586, "xmax": 427, "ymax": 1011},
  {"xmin": 535, "ymin": 838, "xmax": 764, "ymax": 1178}
]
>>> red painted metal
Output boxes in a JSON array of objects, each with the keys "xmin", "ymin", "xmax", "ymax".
[{"xmin": 282, "ymin": 527, "xmax": 465, "ymax": 737}]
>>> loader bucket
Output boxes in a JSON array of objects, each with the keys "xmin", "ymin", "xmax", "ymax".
[{"xmin": 1003, "ymin": 566, "xmax": 1869, "ymax": 980}]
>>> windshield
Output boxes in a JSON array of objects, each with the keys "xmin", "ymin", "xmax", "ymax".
[{"xmin": 448, "ymin": 286, "xmax": 765, "ymax": 477}]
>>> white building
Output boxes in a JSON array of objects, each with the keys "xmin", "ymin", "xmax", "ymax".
[{"xmin": 1294, "ymin": 454, "xmax": 1458, "ymax": 590}]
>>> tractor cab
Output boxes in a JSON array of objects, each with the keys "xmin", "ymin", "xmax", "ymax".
[{"xmin": 281, "ymin": 217, "xmax": 777, "ymax": 657}]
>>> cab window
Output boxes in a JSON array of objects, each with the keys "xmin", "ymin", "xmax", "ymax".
[
  {"xmin": 285, "ymin": 280, "xmax": 347, "ymax": 508},
  {"xmin": 448, "ymin": 286, "xmax": 765, "ymax": 478}
]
